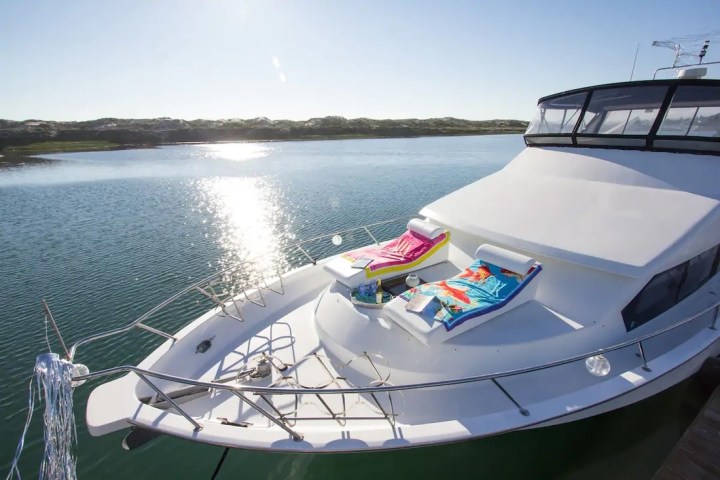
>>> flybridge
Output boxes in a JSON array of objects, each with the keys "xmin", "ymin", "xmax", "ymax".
[{"xmin": 524, "ymin": 78, "xmax": 720, "ymax": 155}]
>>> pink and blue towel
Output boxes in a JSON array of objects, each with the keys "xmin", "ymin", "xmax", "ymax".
[{"xmin": 342, "ymin": 230, "xmax": 449, "ymax": 277}]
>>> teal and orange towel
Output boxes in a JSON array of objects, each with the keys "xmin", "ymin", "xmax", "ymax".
[{"xmin": 400, "ymin": 259, "xmax": 541, "ymax": 331}]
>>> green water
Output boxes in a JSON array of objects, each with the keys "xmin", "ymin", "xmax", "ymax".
[{"xmin": 0, "ymin": 135, "xmax": 713, "ymax": 479}]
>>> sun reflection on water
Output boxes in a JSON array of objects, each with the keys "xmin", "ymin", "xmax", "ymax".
[
  {"xmin": 194, "ymin": 176, "xmax": 292, "ymax": 278},
  {"xmin": 201, "ymin": 142, "xmax": 272, "ymax": 162}
]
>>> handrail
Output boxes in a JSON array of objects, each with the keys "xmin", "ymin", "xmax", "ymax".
[
  {"xmin": 74, "ymin": 302, "xmax": 720, "ymax": 394},
  {"xmin": 653, "ymin": 60, "xmax": 720, "ymax": 79},
  {"xmin": 71, "ymin": 301, "xmax": 719, "ymax": 440},
  {"xmin": 66, "ymin": 215, "xmax": 414, "ymax": 361}
]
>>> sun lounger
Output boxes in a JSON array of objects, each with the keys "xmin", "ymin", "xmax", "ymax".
[
  {"xmin": 324, "ymin": 219, "xmax": 450, "ymax": 288},
  {"xmin": 384, "ymin": 244, "xmax": 542, "ymax": 344}
]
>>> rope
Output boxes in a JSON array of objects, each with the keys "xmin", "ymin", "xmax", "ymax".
[{"xmin": 210, "ymin": 448, "xmax": 230, "ymax": 480}]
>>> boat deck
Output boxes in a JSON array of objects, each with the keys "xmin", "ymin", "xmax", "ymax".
[{"xmin": 85, "ymin": 247, "xmax": 720, "ymax": 452}]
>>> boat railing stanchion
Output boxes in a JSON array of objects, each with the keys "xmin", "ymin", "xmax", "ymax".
[
  {"xmin": 135, "ymin": 372, "xmax": 203, "ymax": 431},
  {"xmin": 256, "ymin": 394, "xmax": 296, "ymax": 427},
  {"xmin": 295, "ymin": 244, "xmax": 316, "ymax": 265},
  {"xmin": 194, "ymin": 284, "xmax": 244, "ymax": 321},
  {"xmin": 135, "ymin": 323, "xmax": 177, "ymax": 342},
  {"xmin": 41, "ymin": 299, "xmax": 71, "ymax": 359},
  {"xmin": 262, "ymin": 270, "xmax": 285, "ymax": 295},
  {"xmin": 637, "ymin": 341, "xmax": 651, "ymax": 372},
  {"xmin": 311, "ymin": 354, "xmax": 348, "ymax": 426},
  {"xmin": 240, "ymin": 284, "xmax": 265, "ymax": 307},
  {"xmin": 230, "ymin": 391, "xmax": 304, "ymax": 441},
  {"xmin": 313, "ymin": 394, "xmax": 346, "ymax": 426},
  {"xmin": 363, "ymin": 226, "xmax": 380, "ymax": 245},
  {"xmin": 230, "ymin": 294, "xmax": 245, "ymax": 319},
  {"xmin": 362, "ymin": 352, "xmax": 396, "ymax": 426},
  {"xmin": 368, "ymin": 391, "xmax": 395, "ymax": 426},
  {"xmin": 491, "ymin": 378, "xmax": 529, "ymax": 417}
]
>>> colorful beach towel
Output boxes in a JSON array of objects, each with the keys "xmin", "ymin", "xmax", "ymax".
[
  {"xmin": 341, "ymin": 230, "xmax": 449, "ymax": 278},
  {"xmin": 399, "ymin": 259, "xmax": 542, "ymax": 331}
]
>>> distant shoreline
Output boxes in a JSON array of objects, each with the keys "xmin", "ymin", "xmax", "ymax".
[
  {"xmin": 0, "ymin": 131, "xmax": 527, "ymax": 157},
  {"xmin": 0, "ymin": 116, "xmax": 528, "ymax": 156}
]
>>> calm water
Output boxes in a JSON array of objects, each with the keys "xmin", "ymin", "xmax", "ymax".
[{"xmin": 0, "ymin": 135, "xmax": 711, "ymax": 479}]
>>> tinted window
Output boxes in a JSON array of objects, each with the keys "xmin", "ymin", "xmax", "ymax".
[
  {"xmin": 578, "ymin": 86, "xmax": 667, "ymax": 135},
  {"xmin": 678, "ymin": 245, "xmax": 719, "ymax": 300},
  {"xmin": 625, "ymin": 264, "xmax": 685, "ymax": 330},
  {"xmin": 526, "ymin": 92, "xmax": 587, "ymax": 135},
  {"xmin": 622, "ymin": 244, "xmax": 720, "ymax": 331}
]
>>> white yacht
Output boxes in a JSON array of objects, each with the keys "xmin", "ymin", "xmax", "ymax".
[{"xmin": 75, "ymin": 71, "xmax": 720, "ymax": 452}]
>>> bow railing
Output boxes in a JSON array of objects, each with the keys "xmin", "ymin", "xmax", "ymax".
[
  {"xmin": 45, "ymin": 215, "xmax": 414, "ymax": 362},
  {"xmin": 70, "ymin": 301, "xmax": 720, "ymax": 441}
]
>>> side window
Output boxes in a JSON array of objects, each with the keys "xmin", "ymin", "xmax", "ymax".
[
  {"xmin": 623, "ymin": 264, "xmax": 685, "ymax": 330},
  {"xmin": 657, "ymin": 86, "xmax": 720, "ymax": 137},
  {"xmin": 622, "ymin": 244, "xmax": 720, "ymax": 331},
  {"xmin": 678, "ymin": 246, "xmax": 719, "ymax": 300},
  {"xmin": 687, "ymin": 106, "xmax": 720, "ymax": 136}
]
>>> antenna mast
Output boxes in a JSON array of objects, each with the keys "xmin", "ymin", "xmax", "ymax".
[
  {"xmin": 652, "ymin": 40, "xmax": 683, "ymax": 67},
  {"xmin": 652, "ymin": 39, "xmax": 711, "ymax": 67}
]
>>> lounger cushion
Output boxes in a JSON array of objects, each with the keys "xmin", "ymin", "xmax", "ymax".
[
  {"xmin": 474, "ymin": 244, "xmax": 535, "ymax": 275},
  {"xmin": 407, "ymin": 218, "xmax": 445, "ymax": 240}
]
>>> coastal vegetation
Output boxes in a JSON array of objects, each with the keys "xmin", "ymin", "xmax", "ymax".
[
  {"xmin": 0, "ymin": 116, "xmax": 528, "ymax": 155},
  {"xmin": 2, "ymin": 140, "xmax": 121, "ymax": 155}
]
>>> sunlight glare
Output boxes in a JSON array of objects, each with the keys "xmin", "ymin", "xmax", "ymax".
[
  {"xmin": 202, "ymin": 143, "xmax": 271, "ymax": 162},
  {"xmin": 195, "ymin": 176, "xmax": 289, "ymax": 277}
]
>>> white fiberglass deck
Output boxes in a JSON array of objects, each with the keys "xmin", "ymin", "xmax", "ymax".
[
  {"xmin": 86, "ymin": 245, "xmax": 720, "ymax": 451},
  {"xmin": 422, "ymin": 148, "xmax": 720, "ymax": 278}
]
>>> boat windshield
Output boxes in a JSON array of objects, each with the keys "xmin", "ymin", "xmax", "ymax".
[
  {"xmin": 658, "ymin": 85, "xmax": 720, "ymax": 137},
  {"xmin": 577, "ymin": 86, "xmax": 667, "ymax": 135},
  {"xmin": 525, "ymin": 80, "xmax": 720, "ymax": 154},
  {"xmin": 525, "ymin": 92, "xmax": 587, "ymax": 135}
]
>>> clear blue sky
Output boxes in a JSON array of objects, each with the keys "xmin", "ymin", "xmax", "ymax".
[{"xmin": 2, "ymin": 0, "xmax": 719, "ymax": 122}]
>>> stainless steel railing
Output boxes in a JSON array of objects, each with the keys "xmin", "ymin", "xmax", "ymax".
[
  {"xmin": 47, "ymin": 215, "xmax": 413, "ymax": 361},
  {"xmin": 72, "ymin": 301, "xmax": 720, "ymax": 441}
]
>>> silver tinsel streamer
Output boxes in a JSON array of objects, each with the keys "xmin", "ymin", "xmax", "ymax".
[{"xmin": 6, "ymin": 353, "xmax": 78, "ymax": 480}]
